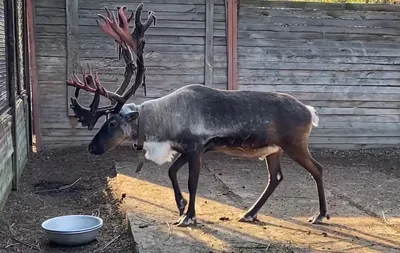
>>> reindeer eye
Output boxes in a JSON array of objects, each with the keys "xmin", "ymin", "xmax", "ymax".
[{"xmin": 109, "ymin": 120, "xmax": 118, "ymax": 128}]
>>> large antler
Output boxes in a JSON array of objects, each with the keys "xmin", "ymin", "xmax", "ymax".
[{"xmin": 66, "ymin": 3, "xmax": 156, "ymax": 130}]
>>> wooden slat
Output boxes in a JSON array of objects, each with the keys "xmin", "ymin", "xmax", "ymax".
[
  {"xmin": 65, "ymin": 0, "xmax": 79, "ymax": 116},
  {"xmin": 238, "ymin": 76, "xmax": 400, "ymax": 86},
  {"xmin": 239, "ymin": 84, "xmax": 400, "ymax": 94},
  {"xmin": 239, "ymin": 15, "xmax": 400, "ymax": 29},
  {"xmin": 308, "ymin": 136, "xmax": 400, "ymax": 145},
  {"xmin": 239, "ymin": 7, "xmax": 400, "ymax": 20},
  {"xmin": 238, "ymin": 39, "xmax": 400, "ymax": 53},
  {"xmin": 78, "ymin": 2, "xmax": 226, "ymax": 13},
  {"xmin": 241, "ymin": 1, "xmax": 400, "ymax": 12},
  {"xmin": 238, "ymin": 53, "xmax": 400, "ymax": 65},
  {"xmin": 239, "ymin": 30, "xmax": 400, "ymax": 43},
  {"xmin": 237, "ymin": 69, "xmax": 400, "ymax": 79},
  {"xmin": 204, "ymin": 0, "xmax": 214, "ymax": 87},
  {"xmin": 78, "ymin": 0, "xmax": 226, "ymax": 5}
]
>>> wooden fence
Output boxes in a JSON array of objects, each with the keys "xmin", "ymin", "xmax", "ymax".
[
  {"xmin": 35, "ymin": 0, "xmax": 400, "ymax": 149},
  {"xmin": 35, "ymin": 0, "xmax": 227, "ymax": 147},
  {"xmin": 0, "ymin": 0, "xmax": 31, "ymax": 210},
  {"xmin": 238, "ymin": 1, "xmax": 400, "ymax": 149}
]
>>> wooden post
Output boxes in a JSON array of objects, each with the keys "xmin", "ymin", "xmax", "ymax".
[
  {"xmin": 26, "ymin": 0, "xmax": 42, "ymax": 152},
  {"xmin": 23, "ymin": 0, "xmax": 32, "ymax": 150},
  {"xmin": 66, "ymin": 0, "xmax": 79, "ymax": 116},
  {"xmin": 204, "ymin": 0, "xmax": 214, "ymax": 87},
  {"xmin": 5, "ymin": 0, "xmax": 18, "ymax": 189},
  {"xmin": 226, "ymin": 0, "xmax": 238, "ymax": 90}
]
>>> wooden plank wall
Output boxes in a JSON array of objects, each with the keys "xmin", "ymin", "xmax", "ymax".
[
  {"xmin": 238, "ymin": 1, "xmax": 400, "ymax": 149},
  {"xmin": 34, "ymin": 0, "xmax": 69, "ymax": 146},
  {"xmin": 35, "ymin": 0, "xmax": 228, "ymax": 148}
]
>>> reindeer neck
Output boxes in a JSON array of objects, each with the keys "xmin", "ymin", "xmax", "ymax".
[{"xmin": 136, "ymin": 101, "xmax": 175, "ymax": 143}]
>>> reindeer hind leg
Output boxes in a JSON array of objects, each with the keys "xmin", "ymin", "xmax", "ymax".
[
  {"xmin": 238, "ymin": 149, "xmax": 283, "ymax": 222},
  {"xmin": 283, "ymin": 141, "xmax": 330, "ymax": 224}
]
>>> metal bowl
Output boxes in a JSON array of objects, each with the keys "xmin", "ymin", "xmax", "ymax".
[{"xmin": 41, "ymin": 215, "xmax": 103, "ymax": 246}]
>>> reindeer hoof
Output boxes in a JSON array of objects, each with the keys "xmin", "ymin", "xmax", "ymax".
[
  {"xmin": 178, "ymin": 198, "xmax": 188, "ymax": 216},
  {"xmin": 237, "ymin": 213, "xmax": 259, "ymax": 222},
  {"xmin": 309, "ymin": 213, "xmax": 330, "ymax": 224},
  {"xmin": 174, "ymin": 214, "xmax": 197, "ymax": 227}
]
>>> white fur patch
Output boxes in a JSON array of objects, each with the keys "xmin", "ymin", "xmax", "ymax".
[
  {"xmin": 277, "ymin": 172, "xmax": 282, "ymax": 181},
  {"xmin": 257, "ymin": 145, "xmax": 281, "ymax": 160},
  {"xmin": 143, "ymin": 141, "xmax": 177, "ymax": 165},
  {"xmin": 305, "ymin": 105, "xmax": 319, "ymax": 127}
]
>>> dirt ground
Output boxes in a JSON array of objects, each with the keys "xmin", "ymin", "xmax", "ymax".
[
  {"xmin": 0, "ymin": 146, "xmax": 399, "ymax": 253},
  {"xmin": 0, "ymin": 146, "xmax": 136, "ymax": 253}
]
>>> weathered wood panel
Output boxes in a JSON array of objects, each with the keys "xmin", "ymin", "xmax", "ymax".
[
  {"xmin": 0, "ymin": 0, "xmax": 7, "ymax": 109},
  {"xmin": 238, "ymin": 1, "xmax": 400, "ymax": 149},
  {"xmin": 35, "ymin": 0, "xmax": 70, "ymax": 148},
  {"xmin": 0, "ymin": 113, "xmax": 14, "ymax": 210},
  {"xmin": 35, "ymin": 0, "xmax": 228, "ymax": 148},
  {"xmin": 66, "ymin": 0, "xmax": 79, "ymax": 116},
  {"xmin": 15, "ymin": 99, "xmax": 28, "ymax": 184},
  {"xmin": 16, "ymin": 0, "xmax": 25, "ymax": 93}
]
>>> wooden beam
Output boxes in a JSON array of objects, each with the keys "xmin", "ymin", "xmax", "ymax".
[
  {"xmin": 226, "ymin": 0, "xmax": 238, "ymax": 90},
  {"xmin": 6, "ymin": 0, "xmax": 18, "ymax": 189},
  {"xmin": 231, "ymin": 0, "xmax": 238, "ymax": 90},
  {"xmin": 23, "ymin": 0, "xmax": 33, "ymax": 150},
  {"xmin": 27, "ymin": 0, "xmax": 41, "ymax": 152},
  {"xmin": 204, "ymin": 0, "xmax": 214, "ymax": 87},
  {"xmin": 66, "ymin": 0, "xmax": 79, "ymax": 116}
]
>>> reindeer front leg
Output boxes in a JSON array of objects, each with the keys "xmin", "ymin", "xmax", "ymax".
[
  {"xmin": 168, "ymin": 154, "xmax": 188, "ymax": 217},
  {"xmin": 176, "ymin": 147, "xmax": 203, "ymax": 227}
]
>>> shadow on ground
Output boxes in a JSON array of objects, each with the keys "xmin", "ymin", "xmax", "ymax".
[{"xmin": 110, "ymin": 149, "xmax": 400, "ymax": 253}]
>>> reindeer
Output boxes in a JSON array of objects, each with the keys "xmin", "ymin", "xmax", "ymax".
[{"xmin": 67, "ymin": 3, "xmax": 330, "ymax": 227}]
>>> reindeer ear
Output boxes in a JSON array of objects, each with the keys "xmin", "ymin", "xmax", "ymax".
[{"xmin": 125, "ymin": 111, "xmax": 139, "ymax": 121}]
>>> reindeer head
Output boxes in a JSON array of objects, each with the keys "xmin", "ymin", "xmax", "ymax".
[
  {"xmin": 88, "ymin": 104, "xmax": 140, "ymax": 155},
  {"xmin": 66, "ymin": 3, "xmax": 156, "ymax": 155}
]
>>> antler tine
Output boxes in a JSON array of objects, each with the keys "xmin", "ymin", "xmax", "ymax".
[
  {"xmin": 134, "ymin": 3, "xmax": 144, "ymax": 28},
  {"xmin": 127, "ymin": 9, "xmax": 134, "ymax": 23},
  {"xmin": 117, "ymin": 6, "xmax": 130, "ymax": 34},
  {"xmin": 143, "ymin": 10, "xmax": 157, "ymax": 32},
  {"xmin": 96, "ymin": 12, "xmax": 122, "ymax": 44}
]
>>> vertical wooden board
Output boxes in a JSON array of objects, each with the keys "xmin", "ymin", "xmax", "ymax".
[
  {"xmin": 66, "ymin": 0, "xmax": 79, "ymax": 116},
  {"xmin": 0, "ymin": 0, "xmax": 7, "ymax": 110},
  {"xmin": 0, "ymin": 157, "xmax": 13, "ymax": 211},
  {"xmin": 231, "ymin": 0, "xmax": 237, "ymax": 90},
  {"xmin": 15, "ymin": 0, "xmax": 25, "ymax": 93},
  {"xmin": 0, "ymin": 113, "xmax": 14, "ymax": 210},
  {"xmin": 204, "ymin": 0, "xmax": 214, "ymax": 87},
  {"xmin": 30, "ymin": 0, "xmax": 43, "ymax": 151},
  {"xmin": 226, "ymin": 0, "xmax": 238, "ymax": 90},
  {"xmin": 15, "ymin": 99, "xmax": 27, "ymax": 184}
]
